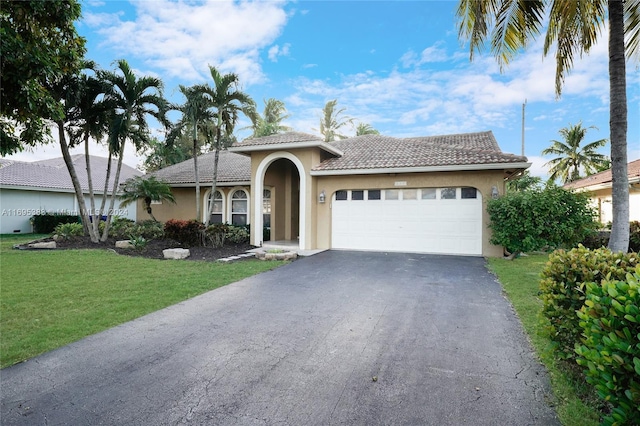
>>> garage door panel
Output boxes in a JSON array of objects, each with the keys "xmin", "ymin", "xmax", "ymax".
[{"xmin": 332, "ymin": 188, "xmax": 482, "ymax": 256}]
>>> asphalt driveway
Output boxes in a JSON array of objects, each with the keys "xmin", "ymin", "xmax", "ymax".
[{"xmin": 1, "ymin": 251, "xmax": 558, "ymax": 425}]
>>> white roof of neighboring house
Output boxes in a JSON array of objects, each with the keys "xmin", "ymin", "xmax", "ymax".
[{"xmin": 0, "ymin": 154, "xmax": 142, "ymax": 193}]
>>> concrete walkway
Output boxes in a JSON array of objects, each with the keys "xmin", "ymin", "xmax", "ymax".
[{"xmin": 1, "ymin": 251, "xmax": 558, "ymax": 425}]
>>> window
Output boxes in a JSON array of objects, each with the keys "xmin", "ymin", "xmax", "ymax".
[
  {"xmin": 421, "ymin": 188, "xmax": 437, "ymax": 200},
  {"xmin": 263, "ymin": 189, "xmax": 271, "ymax": 228},
  {"xmin": 385, "ymin": 189, "xmax": 400, "ymax": 200},
  {"xmin": 461, "ymin": 187, "xmax": 478, "ymax": 199},
  {"xmin": 440, "ymin": 187, "xmax": 457, "ymax": 199},
  {"xmin": 335, "ymin": 190, "xmax": 348, "ymax": 201},
  {"xmin": 231, "ymin": 189, "xmax": 248, "ymax": 226},
  {"xmin": 368, "ymin": 190, "xmax": 381, "ymax": 200},
  {"xmin": 351, "ymin": 190, "xmax": 364, "ymax": 200},
  {"xmin": 208, "ymin": 190, "xmax": 223, "ymax": 224},
  {"xmin": 403, "ymin": 189, "xmax": 417, "ymax": 200}
]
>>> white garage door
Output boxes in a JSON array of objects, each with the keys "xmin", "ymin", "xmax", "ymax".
[{"xmin": 331, "ymin": 187, "xmax": 483, "ymax": 255}]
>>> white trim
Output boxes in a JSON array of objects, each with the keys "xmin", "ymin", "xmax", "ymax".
[
  {"xmin": 230, "ymin": 141, "xmax": 343, "ymax": 157},
  {"xmin": 253, "ymin": 151, "xmax": 307, "ymax": 250},
  {"xmin": 203, "ymin": 188, "xmax": 226, "ymax": 223},
  {"xmin": 228, "ymin": 187, "xmax": 250, "ymax": 226},
  {"xmin": 310, "ymin": 162, "xmax": 532, "ymax": 176}
]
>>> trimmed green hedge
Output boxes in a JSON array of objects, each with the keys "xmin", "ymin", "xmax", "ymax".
[
  {"xmin": 31, "ymin": 214, "xmax": 80, "ymax": 234},
  {"xmin": 575, "ymin": 267, "xmax": 640, "ymax": 425}
]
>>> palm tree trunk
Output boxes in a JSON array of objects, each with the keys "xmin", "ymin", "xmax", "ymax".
[
  {"xmin": 607, "ymin": 0, "xmax": 629, "ymax": 252},
  {"xmin": 99, "ymin": 151, "xmax": 113, "ymax": 221},
  {"xmin": 205, "ymin": 147, "xmax": 220, "ymax": 227},
  {"xmin": 57, "ymin": 121, "xmax": 92, "ymax": 239},
  {"xmin": 193, "ymin": 132, "xmax": 201, "ymax": 221},
  {"xmin": 100, "ymin": 140, "xmax": 126, "ymax": 241},
  {"xmin": 84, "ymin": 134, "xmax": 100, "ymax": 242}
]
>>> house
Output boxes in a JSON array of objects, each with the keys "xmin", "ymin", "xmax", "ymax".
[
  {"xmin": 146, "ymin": 131, "xmax": 529, "ymax": 257},
  {"xmin": 563, "ymin": 159, "xmax": 640, "ymax": 224},
  {"xmin": 0, "ymin": 155, "xmax": 140, "ymax": 234}
]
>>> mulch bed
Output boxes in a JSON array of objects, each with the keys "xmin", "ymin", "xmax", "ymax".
[{"xmin": 22, "ymin": 236, "xmax": 255, "ymax": 262}]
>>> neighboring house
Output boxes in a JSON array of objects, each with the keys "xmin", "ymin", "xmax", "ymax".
[
  {"xmin": 147, "ymin": 131, "xmax": 529, "ymax": 257},
  {"xmin": 0, "ymin": 155, "xmax": 141, "ymax": 234},
  {"xmin": 564, "ymin": 159, "xmax": 640, "ymax": 224}
]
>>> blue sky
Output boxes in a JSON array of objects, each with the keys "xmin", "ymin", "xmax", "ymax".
[{"xmin": 8, "ymin": 0, "xmax": 640, "ymax": 177}]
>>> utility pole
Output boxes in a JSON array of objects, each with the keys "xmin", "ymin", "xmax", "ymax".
[{"xmin": 521, "ymin": 99, "xmax": 526, "ymax": 156}]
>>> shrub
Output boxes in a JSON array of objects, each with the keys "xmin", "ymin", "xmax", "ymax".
[
  {"xmin": 581, "ymin": 222, "xmax": 640, "ymax": 252},
  {"xmin": 226, "ymin": 225, "xmax": 249, "ymax": 244},
  {"xmin": 129, "ymin": 235, "xmax": 148, "ymax": 251},
  {"xmin": 540, "ymin": 246, "xmax": 638, "ymax": 361},
  {"xmin": 630, "ymin": 221, "xmax": 640, "ymax": 253},
  {"xmin": 32, "ymin": 214, "xmax": 80, "ymax": 234},
  {"xmin": 53, "ymin": 222, "xmax": 84, "ymax": 239},
  {"xmin": 134, "ymin": 220, "xmax": 164, "ymax": 240},
  {"xmin": 108, "ymin": 217, "xmax": 136, "ymax": 239},
  {"xmin": 575, "ymin": 267, "xmax": 640, "ymax": 426},
  {"xmin": 487, "ymin": 185, "xmax": 596, "ymax": 255},
  {"xmin": 164, "ymin": 219, "xmax": 204, "ymax": 247},
  {"xmin": 204, "ymin": 223, "xmax": 229, "ymax": 248}
]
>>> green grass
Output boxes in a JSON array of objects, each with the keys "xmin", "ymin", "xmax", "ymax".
[
  {"xmin": 487, "ymin": 255, "xmax": 601, "ymax": 426},
  {"xmin": 0, "ymin": 234, "xmax": 285, "ymax": 368}
]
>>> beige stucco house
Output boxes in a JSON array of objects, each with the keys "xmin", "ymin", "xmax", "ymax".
[
  {"xmin": 564, "ymin": 159, "xmax": 640, "ymax": 224},
  {"xmin": 145, "ymin": 131, "xmax": 529, "ymax": 257}
]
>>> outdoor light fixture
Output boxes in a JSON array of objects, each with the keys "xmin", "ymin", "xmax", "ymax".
[
  {"xmin": 318, "ymin": 190, "xmax": 326, "ymax": 203},
  {"xmin": 491, "ymin": 185, "xmax": 500, "ymax": 199}
]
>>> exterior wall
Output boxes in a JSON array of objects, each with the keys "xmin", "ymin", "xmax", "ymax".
[
  {"xmin": 138, "ymin": 185, "xmax": 252, "ymax": 224},
  {"xmin": 585, "ymin": 186, "xmax": 640, "ymax": 224},
  {"xmin": 312, "ymin": 170, "xmax": 506, "ymax": 257},
  {"xmin": 0, "ymin": 188, "xmax": 136, "ymax": 234}
]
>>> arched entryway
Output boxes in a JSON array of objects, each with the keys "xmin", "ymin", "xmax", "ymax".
[{"xmin": 253, "ymin": 152, "xmax": 306, "ymax": 249}]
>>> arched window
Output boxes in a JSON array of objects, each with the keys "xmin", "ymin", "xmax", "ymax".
[
  {"xmin": 208, "ymin": 190, "xmax": 224, "ymax": 224},
  {"xmin": 231, "ymin": 189, "xmax": 248, "ymax": 226}
]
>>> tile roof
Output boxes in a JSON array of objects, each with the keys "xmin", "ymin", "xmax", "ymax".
[
  {"xmin": 152, "ymin": 131, "xmax": 526, "ymax": 184},
  {"xmin": 232, "ymin": 131, "xmax": 322, "ymax": 148},
  {"xmin": 564, "ymin": 159, "xmax": 640, "ymax": 190},
  {"xmin": 312, "ymin": 131, "xmax": 526, "ymax": 172},
  {"xmin": 0, "ymin": 155, "xmax": 141, "ymax": 192},
  {"xmin": 150, "ymin": 150, "xmax": 251, "ymax": 185}
]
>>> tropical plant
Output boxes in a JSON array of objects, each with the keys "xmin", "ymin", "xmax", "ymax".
[
  {"xmin": 200, "ymin": 65, "xmax": 255, "ymax": 226},
  {"xmin": 542, "ymin": 122, "xmax": 609, "ymax": 184},
  {"xmin": 456, "ymin": 0, "xmax": 638, "ymax": 253},
  {"xmin": 119, "ymin": 176, "xmax": 176, "ymax": 222},
  {"xmin": 0, "ymin": 0, "xmax": 86, "ymax": 155},
  {"xmin": 486, "ymin": 185, "xmax": 597, "ymax": 257},
  {"xmin": 100, "ymin": 59, "xmax": 168, "ymax": 239},
  {"xmin": 355, "ymin": 122, "xmax": 380, "ymax": 136},
  {"xmin": 506, "ymin": 170, "xmax": 543, "ymax": 192},
  {"xmin": 316, "ymin": 99, "xmax": 354, "ymax": 142},
  {"xmin": 166, "ymin": 85, "xmax": 216, "ymax": 220},
  {"xmin": 247, "ymin": 98, "xmax": 291, "ymax": 137},
  {"xmin": 53, "ymin": 222, "xmax": 84, "ymax": 240},
  {"xmin": 142, "ymin": 137, "xmax": 192, "ymax": 172}
]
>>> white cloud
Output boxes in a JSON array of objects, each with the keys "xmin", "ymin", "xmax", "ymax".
[
  {"xmin": 85, "ymin": 0, "xmax": 288, "ymax": 85},
  {"xmin": 268, "ymin": 43, "xmax": 291, "ymax": 62}
]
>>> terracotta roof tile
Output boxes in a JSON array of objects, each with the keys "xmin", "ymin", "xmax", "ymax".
[{"xmin": 564, "ymin": 159, "xmax": 640, "ymax": 189}]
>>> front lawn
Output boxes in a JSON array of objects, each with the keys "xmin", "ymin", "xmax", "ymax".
[
  {"xmin": 0, "ymin": 234, "xmax": 285, "ymax": 369},
  {"xmin": 487, "ymin": 255, "xmax": 601, "ymax": 426}
]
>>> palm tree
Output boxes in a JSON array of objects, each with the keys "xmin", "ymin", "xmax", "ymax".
[
  {"xmin": 248, "ymin": 98, "xmax": 292, "ymax": 138},
  {"xmin": 119, "ymin": 176, "xmax": 176, "ymax": 222},
  {"xmin": 200, "ymin": 66, "xmax": 256, "ymax": 226},
  {"xmin": 456, "ymin": 0, "xmax": 639, "ymax": 252},
  {"xmin": 167, "ymin": 85, "xmax": 216, "ymax": 221},
  {"xmin": 67, "ymin": 66, "xmax": 114, "ymax": 242},
  {"xmin": 542, "ymin": 123, "xmax": 609, "ymax": 184},
  {"xmin": 355, "ymin": 122, "xmax": 380, "ymax": 136},
  {"xmin": 317, "ymin": 99, "xmax": 353, "ymax": 142},
  {"xmin": 100, "ymin": 59, "xmax": 167, "ymax": 240}
]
